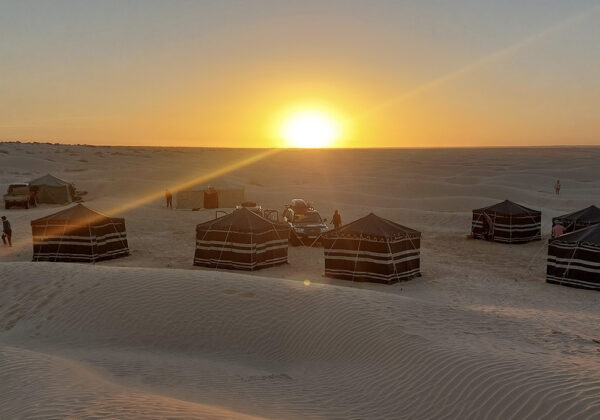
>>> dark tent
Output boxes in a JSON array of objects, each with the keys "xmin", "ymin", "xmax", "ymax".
[
  {"xmin": 552, "ymin": 205, "xmax": 600, "ymax": 233},
  {"xmin": 471, "ymin": 200, "xmax": 541, "ymax": 244},
  {"xmin": 321, "ymin": 213, "xmax": 421, "ymax": 284},
  {"xmin": 29, "ymin": 174, "xmax": 73, "ymax": 204},
  {"xmin": 194, "ymin": 207, "xmax": 290, "ymax": 271},
  {"xmin": 547, "ymin": 224, "xmax": 600, "ymax": 290},
  {"xmin": 31, "ymin": 204, "xmax": 129, "ymax": 262}
]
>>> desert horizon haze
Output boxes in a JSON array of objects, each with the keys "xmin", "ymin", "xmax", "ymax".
[{"xmin": 1, "ymin": 0, "xmax": 600, "ymax": 147}]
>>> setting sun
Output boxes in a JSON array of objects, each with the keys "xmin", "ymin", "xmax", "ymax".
[{"xmin": 280, "ymin": 111, "xmax": 341, "ymax": 148}]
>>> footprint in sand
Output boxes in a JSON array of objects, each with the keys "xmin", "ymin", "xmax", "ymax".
[{"xmin": 223, "ymin": 289, "xmax": 238, "ymax": 295}]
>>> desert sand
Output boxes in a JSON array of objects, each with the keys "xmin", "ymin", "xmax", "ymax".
[{"xmin": 1, "ymin": 142, "xmax": 599, "ymax": 419}]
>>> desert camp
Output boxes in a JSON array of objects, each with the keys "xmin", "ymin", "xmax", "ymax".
[
  {"xmin": 321, "ymin": 213, "xmax": 421, "ymax": 283},
  {"xmin": 29, "ymin": 173, "xmax": 74, "ymax": 204},
  {"xmin": 31, "ymin": 203, "xmax": 129, "ymax": 262},
  {"xmin": 1, "ymin": 144, "xmax": 600, "ymax": 420},
  {"xmin": 194, "ymin": 206, "xmax": 290, "ymax": 271},
  {"xmin": 471, "ymin": 199, "xmax": 542, "ymax": 244},
  {"xmin": 547, "ymin": 223, "xmax": 600, "ymax": 291},
  {"xmin": 552, "ymin": 205, "xmax": 600, "ymax": 233},
  {"xmin": 3, "ymin": 0, "xmax": 600, "ymax": 416}
]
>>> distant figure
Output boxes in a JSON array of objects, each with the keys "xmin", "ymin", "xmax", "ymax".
[
  {"xmin": 482, "ymin": 212, "xmax": 494, "ymax": 240},
  {"xmin": 331, "ymin": 210, "xmax": 342, "ymax": 229},
  {"xmin": 29, "ymin": 189, "xmax": 38, "ymax": 207},
  {"xmin": 554, "ymin": 180, "xmax": 561, "ymax": 195},
  {"xmin": 165, "ymin": 189, "xmax": 173, "ymax": 209},
  {"xmin": 552, "ymin": 222, "xmax": 566, "ymax": 238},
  {"xmin": 1, "ymin": 216, "xmax": 12, "ymax": 247}
]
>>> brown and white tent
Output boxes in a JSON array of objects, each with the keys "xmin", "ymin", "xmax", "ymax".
[
  {"xmin": 321, "ymin": 213, "xmax": 421, "ymax": 284},
  {"xmin": 471, "ymin": 200, "xmax": 541, "ymax": 244},
  {"xmin": 31, "ymin": 204, "xmax": 129, "ymax": 262},
  {"xmin": 552, "ymin": 205, "xmax": 600, "ymax": 234},
  {"xmin": 194, "ymin": 207, "xmax": 290, "ymax": 271},
  {"xmin": 547, "ymin": 223, "xmax": 600, "ymax": 291}
]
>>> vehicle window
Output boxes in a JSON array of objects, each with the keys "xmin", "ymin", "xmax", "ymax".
[
  {"xmin": 294, "ymin": 213, "xmax": 321, "ymax": 223},
  {"xmin": 9, "ymin": 186, "xmax": 29, "ymax": 194}
]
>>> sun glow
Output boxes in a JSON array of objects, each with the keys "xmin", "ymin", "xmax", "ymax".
[{"xmin": 280, "ymin": 110, "xmax": 341, "ymax": 148}]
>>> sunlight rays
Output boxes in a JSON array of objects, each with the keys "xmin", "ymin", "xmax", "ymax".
[{"xmin": 2, "ymin": 148, "xmax": 281, "ymax": 255}]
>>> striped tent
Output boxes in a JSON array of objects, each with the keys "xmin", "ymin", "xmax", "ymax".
[
  {"xmin": 321, "ymin": 213, "xmax": 421, "ymax": 284},
  {"xmin": 471, "ymin": 200, "xmax": 541, "ymax": 244},
  {"xmin": 547, "ymin": 224, "xmax": 600, "ymax": 290},
  {"xmin": 552, "ymin": 205, "xmax": 600, "ymax": 233},
  {"xmin": 31, "ymin": 204, "xmax": 129, "ymax": 262},
  {"xmin": 194, "ymin": 207, "xmax": 290, "ymax": 271}
]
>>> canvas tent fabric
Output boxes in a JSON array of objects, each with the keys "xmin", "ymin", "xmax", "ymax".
[
  {"xmin": 176, "ymin": 188, "xmax": 245, "ymax": 209},
  {"xmin": 29, "ymin": 173, "xmax": 73, "ymax": 204},
  {"xmin": 31, "ymin": 204, "xmax": 129, "ymax": 262},
  {"xmin": 547, "ymin": 224, "xmax": 600, "ymax": 290},
  {"xmin": 552, "ymin": 205, "xmax": 600, "ymax": 233},
  {"xmin": 471, "ymin": 200, "xmax": 541, "ymax": 244},
  {"xmin": 194, "ymin": 207, "xmax": 290, "ymax": 271},
  {"xmin": 321, "ymin": 213, "xmax": 421, "ymax": 284}
]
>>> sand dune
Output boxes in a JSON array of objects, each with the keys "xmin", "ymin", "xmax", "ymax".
[
  {"xmin": 1, "ymin": 263, "xmax": 599, "ymax": 419},
  {"xmin": 1, "ymin": 143, "xmax": 600, "ymax": 418}
]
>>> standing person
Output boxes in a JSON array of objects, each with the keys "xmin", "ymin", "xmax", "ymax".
[
  {"xmin": 554, "ymin": 180, "xmax": 561, "ymax": 195},
  {"xmin": 165, "ymin": 189, "xmax": 173, "ymax": 209},
  {"xmin": 29, "ymin": 188, "xmax": 38, "ymax": 208},
  {"xmin": 1, "ymin": 216, "xmax": 12, "ymax": 247},
  {"xmin": 331, "ymin": 210, "xmax": 342, "ymax": 229},
  {"xmin": 482, "ymin": 212, "xmax": 494, "ymax": 240},
  {"xmin": 552, "ymin": 222, "xmax": 566, "ymax": 238}
]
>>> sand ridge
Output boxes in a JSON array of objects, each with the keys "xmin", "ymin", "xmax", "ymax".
[{"xmin": 1, "ymin": 263, "xmax": 600, "ymax": 419}]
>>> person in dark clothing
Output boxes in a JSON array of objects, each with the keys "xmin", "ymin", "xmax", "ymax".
[
  {"xmin": 165, "ymin": 189, "xmax": 173, "ymax": 209},
  {"xmin": 29, "ymin": 188, "xmax": 38, "ymax": 207},
  {"xmin": 2, "ymin": 216, "xmax": 12, "ymax": 247},
  {"xmin": 331, "ymin": 210, "xmax": 342, "ymax": 229},
  {"xmin": 482, "ymin": 212, "xmax": 494, "ymax": 240}
]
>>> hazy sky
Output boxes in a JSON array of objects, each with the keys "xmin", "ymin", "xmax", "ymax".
[{"xmin": 1, "ymin": 0, "xmax": 599, "ymax": 147}]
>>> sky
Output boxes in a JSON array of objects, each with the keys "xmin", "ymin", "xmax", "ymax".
[{"xmin": 1, "ymin": 0, "xmax": 599, "ymax": 148}]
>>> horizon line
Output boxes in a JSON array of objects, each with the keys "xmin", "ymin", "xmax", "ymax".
[{"xmin": 1, "ymin": 140, "xmax": 600, "ymax": 150}]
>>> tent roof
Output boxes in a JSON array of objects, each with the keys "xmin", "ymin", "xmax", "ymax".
[
  {"xmin": 325, "ymin": 213, "xmax": 420, "ymax": 239},
  {"xmin": 554, "ymin": 205, "xmax": 600, "ymax": 224},
  {"xmin": 554, "ymin": 223, "xmax": 600, "ymax": 245},
  {"xmin": 31, "ymin": 204, "xmax": 112, "ymax": 225},
  {"xmin": 475, "ymin": 200, "xmax": 540, "ymax": 216},
  {"xmin": 29, "ymin": 173, "xmax": 71, "ymax": 187},
  {"xmin": 196, "ymin": 207, "xmax": 285, "ymax": 232}
]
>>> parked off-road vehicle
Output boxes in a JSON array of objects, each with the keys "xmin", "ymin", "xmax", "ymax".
[
  {"xmin": 4, "ymin": 183, "xmax": 31, "ymax": 209},
  {"xmin": 283, "ymin": 208, "xmax": 328, "ymax": 246}
]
